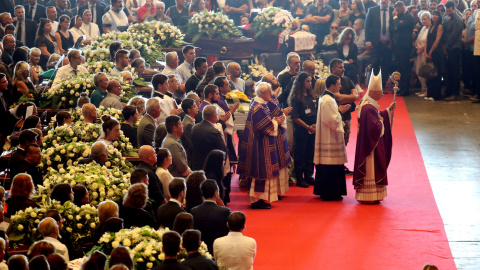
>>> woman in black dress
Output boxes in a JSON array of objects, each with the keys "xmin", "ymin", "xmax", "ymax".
[
  {"xmin": 35, "ymin": 19, "xmax": 58, "ymax": 70},
  {"xmin": 121, "ymin": 105, "xmax": 139, "ymax": 148},
  {"xmin": 426, "ymin": 10, "xmax": 444, "ymax": 101},
  {"xmin": 55, "ymin": 15, "xmax": 74, "ymax": 54},
  {"xmin": 288, "ymin": 72, "xmax": 317, "ymax": 188}
]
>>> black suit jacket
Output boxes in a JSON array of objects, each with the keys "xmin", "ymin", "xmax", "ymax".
[
  {"xmin": 156, "ymin": 201, "xmax": 186, "ymax": 230},
  {"xmin": 15, "ymin": 19, "xmax": 38, "ymax": 48},
  {"xmin": 23, "ymin": 4, "xmax": 47, "ymax": 23},
  {"xmin": 17, "ymin": 160, "xmax": 43, "ymax": 187},
  {"xmin": 190, "ymin": 201, "xmax": 231, "ymax": 254},
  {"xmin": 0, "ymin": 0, "xmax": 15, "ymax": 15},
  {"xmin": 119, "ymin": 206, "xmax": 154, "ymax": 228},
  {"xmin": 181, "ymin": 252, "xmax": 219, "ymax": 270},
  {"xmin": 137, "ymin": 161, "xmax": 165, "ymax": 211},
  {"xmin": 9, "ymin": 148, "xmax": 26, "ymax": 181},
  {"xmin": 364, "ymin": 6, "xmax": 394, "ymax": 47},
  {"xmin": 392, "ymin": 11, "xmax": 415, "ymax": 51},
  {"xmin": 190, "ymin": 120, "xmax": 227, "ymax": 170},
  {"xmin": 152, "ymin": 259, "xmax": 192, "ymax": 270}
]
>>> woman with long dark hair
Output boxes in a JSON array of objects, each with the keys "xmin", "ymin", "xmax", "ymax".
[
  {"xmin": 203, "ymin": 150, "xmax": 226, "ymax": 202},
  {"xmin": 425, "ymin": 9, "xmax": 443, "ymax": 101},
  {"xmin": 35, "ymin": 19, "xmax": 58, "ymax": 70},
  {"xmin": 348, "ymin": 0, "xmax": 366, "ymax": 27},
  {"xmin": 288, "ymin": 72, "xmax": 316, "ymax": 188},
  {"xmin": 55, "ymin": 15, "xmax": 74, "ymax": 54}
]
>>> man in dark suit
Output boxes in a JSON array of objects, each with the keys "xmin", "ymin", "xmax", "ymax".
[
  {"xmin": 78, "ymin": 0, "xmax": 107, "ymax": 32},
  {"xmin": 14, "ymin": 5, "xmax": 37, "ymax": 48},
  {"xmin": 23, "ymin": 0, "xmax": 47, "ymax": 23},
  {"xmin": 54, "ymin": 0, "xmax": 73, "ymax": 19},
  {"xmin": 4, "ymin": 25, "xmax": 24, "ymax": 48},
  {"xmin": 156, "ymin": 178, "xmax": 186, "ymax": 230},
  {"xmin": 152, "ymin": 231, "xmax": 191, "ymax": 270},
  {"xmin": 364, "ymin": 0, "xmax": 394, "ymax": 86},
  {"xmin": 0, "ymin": 73, "xmax": 15, "ymax": 151},
  {"xmin": 137, "ymin": 98, "xmax": 161, "ymax": 147},
  {"xmin": 181, "ymin": 229, "xmax": 219, "ymax": 270},
  {"xmin": 137, "ymin": 145, "xmax": 166, "ymax": 212},
  {"xmin": 391, "ymin": 1, "xmax": 415, "ymax": 96},
  {"xmin": 190, "ymin": 105, "xmax": 227, "ymax": 170},
  {"xmin": 190, "ymin": 180, "xmax": 231, "ymax": 254},
  {"xmin": 70, "ymin": 0, "xmax": 87, "ymax": 16},
  {"xmin": 9, "ymin": 129, "xmax": 38, "ymax": 181},
  {"xmin": 1, "ymin": 35, "xmax": 16, "ymax": 66},
  {"xmin": 16, "ymin": 144, "xmax": 43, "ymax": 186}
]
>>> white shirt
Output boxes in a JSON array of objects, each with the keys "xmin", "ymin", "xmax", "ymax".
[
  {"xmin": 52, "ymin": 64, "xmax": 89, "ymax": 86},
  {"xmin": 162, "ymin": 65, "xmax": 183, "ymax": 83},
  {"xmin": 80, "ymin": 22, "xmax": 100, "ymax": 40},
  {"xmin": 102, "ymin": 9, "xmax": 129, "ymax": 31},
  {"xmin": 29, "ymin": 4, "xmax": 37, "ymax": 20},
  {"xmin": 176, "ymin": 61, "xmax": 195, "ymax": 84},
  {"xmin": 231, "ymin": 77, "xmax": 245, "ymax": 92},
  {"xmin": 155, "ymin": 166, "xmax": 173, "ymax": 198},
  {"xmin": 69, "ymin": 27, "xmax": 86, "ymax": 45},
  {"xmin": 355, "ymin": 29, "xmax": 366, "ymax": 50},
  {"xmin": 50, "ymin": 21, "xmax": 59, "ymax": 37},
  {"xmin": 44, "ymin": 236, "xmax": 70, "ymax": 262},
  {"xmin": 380, "ymin": 7, "xmax": 391, "ymax": 42},
  {"xmin": 214, "ymin": 232, "xmax": 256, "ymax": 270}
]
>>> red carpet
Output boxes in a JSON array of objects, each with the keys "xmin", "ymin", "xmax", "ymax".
[{"xmin": 228, "ymin": 94, "xmax": 456, "ymax": 270}]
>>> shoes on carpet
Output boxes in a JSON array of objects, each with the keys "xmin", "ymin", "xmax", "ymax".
[
  {"xmin": 418, "ymin": 93, "xmax": 427, "ymax": 97},
  {"xmin": 415, "ymin": 91, "xmax": 426, "ymax": 96},
  {"xmin": 469, "ymin": 94, "xmax": 478, "ymax": 101},
  {"xmin": 472, "ymin": 99, "xmax": 480, "ymax": 103},
  {"xmin": 251, "ymin": 200, "xmax": 272, "ymax": 209},
  {"xmin": 296, "ymin": 181, "xmax": 309, "ymax": 188},
  {"xmin": 444, "ymin": 95, "xmax": 459, "ymax": 101},
  {"xmin": 424, "ymin": 97, "xmax": 434, "ymax": 101},
  {"xmin": 305, "ymin": 176, "xmax": 315, "ymax": 185},
  {"xmin": 277, "ymin": 195, "xmax": 283, "ymax": 200},
  {"xmin": 344, "ymin": 166, "xmax": 354, "ymax": 175}
]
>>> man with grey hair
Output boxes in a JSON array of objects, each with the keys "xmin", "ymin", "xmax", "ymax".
[
  {"xmin": 81, "ymin": 103, "xmax": 98, "ymax": 124},
  {"xmin": 191, "ymin": 105, "xmax": 227, "ymax": 170},
  {"xmin": 38, "ymin": 217, "xmax": 69, "ymax": 261},
  {"xmin": 90, "ymin": 72, "xmax": 109, "ymax": 107},
  {"xmin": 78, "ymin": 141, "xmax": 108, "ymax": 165},
  {"xmin": 1, "ymin": 34, "xmax": 15, "ymax": 66},
  {"xmin": 100, "ymin": 80, "xmax": 124, "ymax": 110},
  {"xmin": 53, "ymin": 49, "xmax": 89, "ymax": 86},
  {"xmin": 162, "ymin": 52, "xmax": 182, "ymax": 83},
  {"xmin": 137, "ymin": 98, "xmax": 161, "ymax": 146},
  {"xmin": 238, "ymin": 83, "xmax": 286, "ymax": 209},
  {"xmin": 145, "ymin": 1, "xmax": 173, "ymax": 23}
]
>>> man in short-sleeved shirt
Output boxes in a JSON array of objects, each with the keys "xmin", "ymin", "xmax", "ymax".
[
  {"xmin": 224, "ymin": 0, "xmax": 248, "ymax": 25},
  {"xmin": 306, "ymin": 0, "xmax": 334, "ymax": 45}
]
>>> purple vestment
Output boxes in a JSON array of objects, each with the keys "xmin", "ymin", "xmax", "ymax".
[
  {"xmin": 267, "ymin": 95, "xmax": 291, "ymax": 169},
  {"xmin": 237, "ymin": 99, "xmax": 280, "ymax": 192},
  {"xmin": 353, "ymin": 104, "xmax": 393, "ymax": 189}
]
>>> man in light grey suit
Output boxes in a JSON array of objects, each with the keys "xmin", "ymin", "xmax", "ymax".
[{"xmin": 137, "ymin": 98, "xmax": 161, "ymax": 147}]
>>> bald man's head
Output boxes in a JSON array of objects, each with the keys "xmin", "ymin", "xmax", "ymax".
[
  {"xmin": 227, "ymin": 62, "xmax": 241, "ymax": 79},
  {"xmin": 82, "ymin": 103, "xmax": 97, "ymax": 123},
  {"xmin": 302, "ymin": 60, "xmax": 316, "ymax": 77},
  {"xmin": 38, "ymin": 217, "xmax": 59, "ymax": 238},
  {"xmin": 138, "ymin": 145, "xmax": 156, "ymax": 166}
]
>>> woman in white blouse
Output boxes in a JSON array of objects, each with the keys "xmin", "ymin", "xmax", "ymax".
[
  {"xmin": 414, "ymin": 11, "xmax": 431, "ymax": 98},
  {"xmin": 70, "ymin": 15, "xmax": 92, "ymax": 47},
  {"xmin": 155, "ymin": 148, "xmax": 174, "ymax": 200},
  {"xmin": 80, "ymin": 10, "xmax": 100, "ymax": 41}
]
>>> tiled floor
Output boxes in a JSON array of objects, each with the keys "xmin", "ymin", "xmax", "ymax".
[{"xmin": 406, "ymin": 96, "xmax": 480, "ymax": 269}]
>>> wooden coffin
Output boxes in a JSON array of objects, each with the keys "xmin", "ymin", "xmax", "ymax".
[{"xmin": 193, "ymin": 37, "xmax": 254, "ymax": 59}]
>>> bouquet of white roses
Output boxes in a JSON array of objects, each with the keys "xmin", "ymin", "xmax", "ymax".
[
  {"xmin": 242, "ymin": 63, "xmax": 273, "ymax": 82},
  {"xmin": 128, "ymin": 21, "xmax": 185, "ymax": 48},
  {"xmin": 40, "ymin": 74, "xmax": 96, "ymax": 109},
  {"xmin": 83, "ymin": 48, "xmax": 111, "ymax": 63},
  {"xmin": 37, "ymin": 163, "xmax": 131, "ymax": 206},
  {"xmin": 8, "ymin": 207, "xmax": 45, "ymax": 243},
  {"xmin": 85, "ymin": 31, "xmax": 163, "ymax": 65},
  {"xmin": 187, "ymin": 11, "xmax": 241, "ymax": 42},
  {"xmin": 83, "ymin": 61, "xmax": 115, "ymax": 74},
  {"xmin": 40, "ymin": 142, "xmax": 133, "ymax": 172},
  {"xmin": 252, "ymin": 7, "xmax": 293, "ymax": 39},
  {"xmin": 95, "ymin": 226, "xmax": 211, "ymax": 270},
  {"xmin": 311, "ymin": 57, "xmax": 331, "ymax": 78}
]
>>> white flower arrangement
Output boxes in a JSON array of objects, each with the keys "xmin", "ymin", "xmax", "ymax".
[
  {"xmin": 37, "ymin": 163, "xmax": 131, "ymax": 206},
  {"xmin": 9, "ymin": 200, "xmax": 100, "ymax": 251},
  {"xmin": 128, "ymin": 21, "xmax": 185, "ymax": 48},
  {"xmin": 311, "ymin": 58, "xmax": 331, "ymax": 79},
  {"xmin": 42, "ymin": 122, "xmax": 134, "ymax": 153},
  {"xmin": 68, "ymin": 106, "xmax": 140, "ymax": 128},
  {"xmin": 82, "ymin": 61, "xmax": 115, "ymax": 74},
  {"xmin": 40, "ymin": 74, "xmax": 96, "ymax": 109},
  {"xmin": 187, "ymin": 11, "xmax": 241, "ymax": 42},
  {"xmin": 96, "ymin": 226, "xmax": 212, "ymax": 270},
  {"xmin": 252, "ymin": 7, "xmax": 294, "ymax": 39},
  {"xmin": 242, "ymin": 63, "xmax": 273, "ymax": 82},
  {"xmin": 40, "ymin": 141, "xmax": 133, "ymax": 173},
  {"xmin": 83, "ymin": 48, "xmax": 111, "ymax": 63},
  {"xmin": 83, "ymin": 31, "xmax": 163, "ymax": 65}
]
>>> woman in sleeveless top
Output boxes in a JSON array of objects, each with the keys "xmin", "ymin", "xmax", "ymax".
[
  {"xmin": 425, "ymin": 10, "xmax": 444, "ymax": 101},
  {"xmin": 55, "ymin": 15, "xmax": 74, "ymax": 54},
  {"xmin": 167, "ymin": 0, "xmax": 189, "ymax": 27}
]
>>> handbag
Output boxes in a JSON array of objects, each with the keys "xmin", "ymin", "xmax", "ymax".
[{"xmin": 418, "ymin": 61, "xmax": 438, "ymax": 79}]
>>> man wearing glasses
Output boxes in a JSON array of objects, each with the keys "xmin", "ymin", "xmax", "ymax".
[
  {"xmin": 52, "ymin": 49, "xmax": 89, "ymax": 86},
  {"xmin": 145, "ymin": 1, "xmax": 173, "ymax": 23}
]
